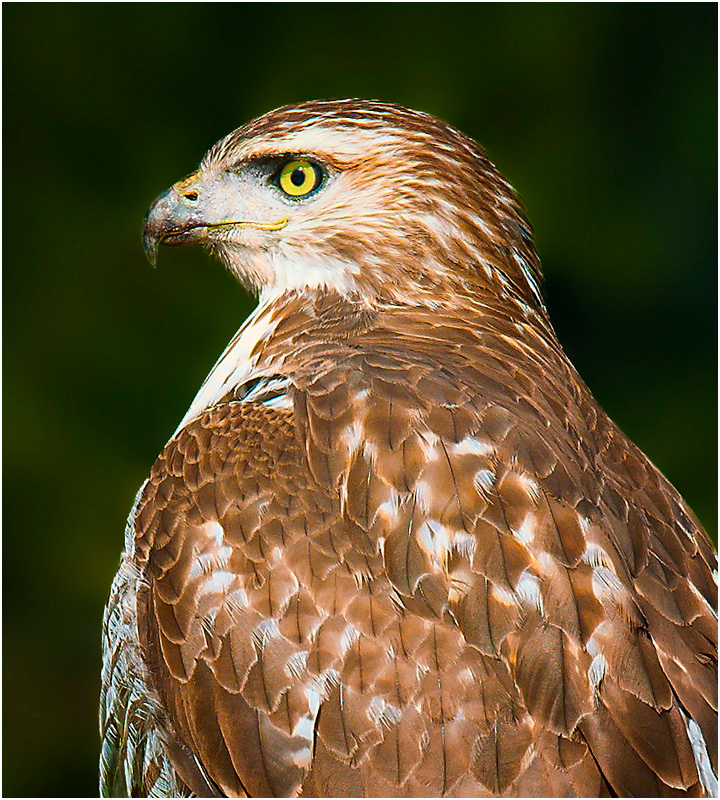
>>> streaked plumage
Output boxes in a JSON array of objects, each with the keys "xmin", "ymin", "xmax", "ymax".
[{"xmin": 100, "ymin": 100, "xmax": 718, "ymax": 797}]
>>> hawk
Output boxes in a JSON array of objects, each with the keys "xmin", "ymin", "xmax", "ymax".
[{"xmin": 100, "ymin": 100, "xmax": 717, "ymax": 797}]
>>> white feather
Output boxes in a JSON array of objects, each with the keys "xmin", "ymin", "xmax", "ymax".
[
  {"xmin": 682, "ymin": 711, "xmax": 718, "ymax": 796},
  {"xmin": 515, "ymin": 570, "xmax": 544, "ymax": 614},
  {"xmin": 452, "ymin": 436, "xmax": 493, "ymax": 456}
]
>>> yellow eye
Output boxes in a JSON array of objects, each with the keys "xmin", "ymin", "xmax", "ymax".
[{"xmin": 278, "ymin": 159, "xmax": 322, "ymax": 198}]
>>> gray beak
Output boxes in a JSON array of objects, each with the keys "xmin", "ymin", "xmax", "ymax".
[{"xmin": 142, "ymin": 174, "xmax": 207, "ymax": 266}]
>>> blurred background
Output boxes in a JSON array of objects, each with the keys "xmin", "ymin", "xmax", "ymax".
[{"xmin": 3, "ymin": 4, "xmax": 717, "ymax": 796}]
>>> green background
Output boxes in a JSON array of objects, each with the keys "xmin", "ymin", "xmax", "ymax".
[{"xmin": 3, "ymin": 4, "xmax": 717, "ymax": 796}]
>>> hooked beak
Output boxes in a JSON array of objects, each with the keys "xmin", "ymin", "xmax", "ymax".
[{"xmin": 142, "ymin": 172, "xmax": 287, "ymax": 266}]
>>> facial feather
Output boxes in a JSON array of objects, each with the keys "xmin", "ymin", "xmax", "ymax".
[{"xmin": 178, "ymin": 100, "xmax": 546, "ymax": 314}]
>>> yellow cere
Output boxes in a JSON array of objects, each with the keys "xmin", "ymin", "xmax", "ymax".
[{"xmin": 279, "ymin": 159, "xmax": 320, "ymax": 197}]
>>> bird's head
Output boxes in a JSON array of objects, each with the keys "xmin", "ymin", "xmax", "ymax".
[{"xmin": 143, "ymin": 100, "xmax": 545, "ymax": 312}]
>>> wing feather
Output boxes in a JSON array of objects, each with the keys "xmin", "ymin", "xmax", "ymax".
[{"xmin": 125, "ymin": 302, "xmax": 715, "ymax": 797}]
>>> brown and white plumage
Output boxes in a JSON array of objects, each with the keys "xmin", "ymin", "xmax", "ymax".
[{"xmin": 100, "ymin": 100, "xmax": 718, "ymax": 797}]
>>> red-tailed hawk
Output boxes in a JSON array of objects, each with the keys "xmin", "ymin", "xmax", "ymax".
[{"xmin": 100, "ymin": 100, "xmax": 717, "ymax": 797}]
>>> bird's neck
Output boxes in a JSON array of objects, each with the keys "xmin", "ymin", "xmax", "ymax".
[
  {"xmin": 173, "ymin": 284, "xmax": 560, "ymax": 437},
  {"xmin": 172, "ymin": 288, "xmax": 364, "ymax": 433}
]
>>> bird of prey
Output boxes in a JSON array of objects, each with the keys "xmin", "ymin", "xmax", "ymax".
[{"xmin": 100, "ymin": 100, "xmax": 717, "ymax": 798}]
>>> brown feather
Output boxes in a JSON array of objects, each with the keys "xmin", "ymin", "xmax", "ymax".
[{"xmin": 105, "ymin": 100, "xmax": 717, "ymax": 799}]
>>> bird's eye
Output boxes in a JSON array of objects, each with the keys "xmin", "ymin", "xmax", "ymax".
[{"xmin": 277, "ymin": 159, "xmax": 324, "ymax": 198}]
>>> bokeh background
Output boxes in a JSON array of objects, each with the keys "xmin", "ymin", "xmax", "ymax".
[{"xmin": 3, "ymin": 4, "xmax": 717, "ymax": 796}]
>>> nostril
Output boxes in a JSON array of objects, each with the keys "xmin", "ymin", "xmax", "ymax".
[{"xmin": 184, "ymin": 190, "xmax": 199, "ymax": 202}]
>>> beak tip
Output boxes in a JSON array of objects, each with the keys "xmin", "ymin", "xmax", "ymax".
[
  {"xmin": 142, "ymin": 193, "xmax": 168, "ymax": 267},
  {"xmin": 142, "ymin": 232, "xmax": 159, "ymax": 267}
]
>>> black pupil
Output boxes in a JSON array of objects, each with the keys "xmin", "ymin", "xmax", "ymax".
[{"xmin": 290, "ymin": 167, "xmax": 307, "ymax": 187}]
